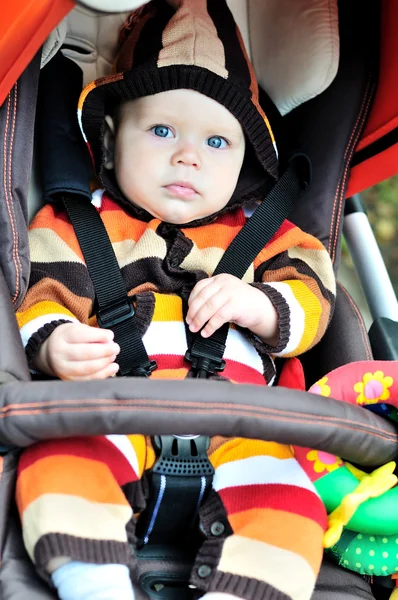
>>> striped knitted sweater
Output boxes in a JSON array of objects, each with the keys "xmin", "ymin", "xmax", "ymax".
[{"xmin": 17, "ymin": 189, "xmax": 336, "ymax": 384}]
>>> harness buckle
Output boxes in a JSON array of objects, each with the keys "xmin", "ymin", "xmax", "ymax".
[
  {"xmin": 97, "ymin": 298, "xmax": 135, "ymax": 329},
  {"xmin": 132, "ymin": 360, "xmax": 158, "ymax": 378},
  {"xmin": 185, "ymin": 349, "xmax": 226, "ymax": 379},
  {"xmin": 152, "ymin": 435, "xmax": 214, "ymax": 477}
]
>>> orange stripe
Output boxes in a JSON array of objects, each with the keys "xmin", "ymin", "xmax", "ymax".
[
  {"xmin": 100, "ymin": 211, "xmax": 147, "ymax": 243},
  {"xmin": 209, "ymin": 438, "xmax": 293, "ymax": 468},
  {"xmin": 16, "ymin": 455, "xmax": 129, "ymax": 513},
  {"xmin": 182, "ymin": 217, "xmax": 245, "ymax": 250},
  {"xmin": 150, "ymin": 368, "xmax": 189, "ymax": 380},
  {"xmin": 228, "ymin": 507, "xmax": 324, "ymax": 575},
  {"xmin": 254, "ymin": 226, "xmax": 325, "ymax": 269},
  {"xmin": 187, "ymin": 226, "xmax": 241, "ymax": 251}
]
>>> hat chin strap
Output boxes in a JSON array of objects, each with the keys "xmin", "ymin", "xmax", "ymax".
[{"xmin": 75, "ymin": 0, "xmax": 149, "ymax": 14}]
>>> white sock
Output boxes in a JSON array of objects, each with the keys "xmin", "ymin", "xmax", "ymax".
[{"xmin": 51, "ymin": 561, "xmax": 135, "ymax": 600}]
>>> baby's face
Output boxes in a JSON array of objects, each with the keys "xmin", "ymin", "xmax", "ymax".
[{"xmin": 113, "ymin": 89, "xmax": 245, "ymax": 224}]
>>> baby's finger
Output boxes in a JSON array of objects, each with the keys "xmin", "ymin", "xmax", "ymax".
[
  {"xmin": 187, "ymin": 277, "xmax": 215, "ymax": 308},
  {"xmin": 200, "ymin": 301, "xmax": 232, "ymax": 338},
  {"xmin": 61, "ymin": 355, "xmax": 118, "ymax": 379},
  {"xmin": 72, "ymin": 362, "xmax": 120, "ymax": 381},
  {"xmin": 64, "ymin": 323, "xmax": 115, "ymax": 344},
  {"xmin": 188, "ymin": 292, "xmax": 229, "ymax": 333},
  {"xmin": 66, "ymin": 342, "xmax": 120, "ymax": 362},
  {"xmin": 186, "ymin": 280, "xmax": 223, "ymax": 326}
]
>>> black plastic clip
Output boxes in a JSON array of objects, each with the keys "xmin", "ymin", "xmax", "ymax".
[
  {"xmin": 132, "ymin": 360, "xmax": 158, "ymax": 378},
  {"xmin": 152, "ymin": 435, "xmax": 214, "ymax": 477},
  {"xmin": 185, "ymin": 349, "xmax": 226, "ymax": 379},
  {"xmin": 97, "ymin": 298, "xmax": 135, "ymax": 329}
]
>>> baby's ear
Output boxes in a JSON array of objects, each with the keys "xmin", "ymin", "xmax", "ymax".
[{"xmin": 103, "ymin": 115, "xmax": 115, "ymax": 170}]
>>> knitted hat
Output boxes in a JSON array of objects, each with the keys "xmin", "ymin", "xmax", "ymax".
[{"xmin": 78, "ymin": 0, "xmax": 280, "ymax": 220}]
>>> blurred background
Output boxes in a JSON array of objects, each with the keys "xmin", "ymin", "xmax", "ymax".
[{"xmin": 338, "ymin": 177, "xmax": 398, "ymax": 328}]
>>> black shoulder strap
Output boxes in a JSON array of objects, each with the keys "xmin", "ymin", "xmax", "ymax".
[
  {"xmin": 186, "ymin": 156, "xmax": 309, "ymax": 377},
  {"xmin": 62, "ymin": 195, "xmax": 156, "ymax": 377}
]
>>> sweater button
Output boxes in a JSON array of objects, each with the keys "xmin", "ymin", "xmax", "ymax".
[
  {"xmin": 197, "ymin": 564, "xmax": 212, "ymax": 578},
  {"xmin": 210, "ymin": 521, "xmax": 225, "ymax": 536}
]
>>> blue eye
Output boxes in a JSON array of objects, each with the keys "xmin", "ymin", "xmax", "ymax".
[
  {"xmin": 207, "ymin": 136, "xmax": 228, "ymax": 149},
  {"xmin": 152, "ymin": 125, "xmax": 173, "ymax": 138}
]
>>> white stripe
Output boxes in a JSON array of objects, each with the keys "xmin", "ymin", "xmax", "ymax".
[
  {"xmin": 20, "ymin": 314, "xmax": 78, "ymax": 347},
  {"xmin": 265, "ymin": 282, "xmax": 305, "ymax": 356},
  {"xmin": 224, "ymin": 328, "xmax": 263, "ymax": 373},
  {"xmin": 142, "ymin": 321, "xmax": 263, "ymax": 373},
  {"xmin": 105, "ymin": 435, "xmax": 139, "ymax": 476},
  {"xmin": 142, "ymin": 321, "xmax": 188, "ymax": 356},
  {"xmin": 213, "ymin": 455, "xmax": 318, "ymax": 495}
]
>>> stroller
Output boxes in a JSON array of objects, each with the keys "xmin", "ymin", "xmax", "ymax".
[{"xmin": 1, "ymin": 0, "xmax": 398, "ymax": 599}]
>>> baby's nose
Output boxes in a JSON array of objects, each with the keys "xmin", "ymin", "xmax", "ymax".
[{"xmin": 172, "ymin": 143, "xmax": 201, "ymax": 168}]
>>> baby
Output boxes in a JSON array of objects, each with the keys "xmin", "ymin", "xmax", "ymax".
[{"xmin": 16, "ymin": 1, "xmax": 336, "ymax": 599}]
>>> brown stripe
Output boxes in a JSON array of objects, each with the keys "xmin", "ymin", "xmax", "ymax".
[
  {"xmin": 206, "ymin": 0, "xmax": 251, "ymax": 87},
  {"xmin": 115, "ymin": 7, "xmax": 157, "ymax": 73},
  {"xmin": 19, "ymin": 277, "xmax": 93, "ymax": 323}
]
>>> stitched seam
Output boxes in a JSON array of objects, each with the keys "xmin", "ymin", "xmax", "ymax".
[
  {"xmin": 331, "ymin": 77, "xmax": 375, "ymax": 263},
  {"xmin": 328, "ymin": 74, "xmax": 373, "ymax": 259},
  {"xmin": 0, "ymin": 397, "xmax": 394, "ymax": 438},
  {"xmin": 8, "ymin": 82, "xmax": 22, "ymax": 303},
  {"xmin": 1, "ymin": 404, "xmax": 395, "ymax": 443},
  {"xmin": 328, "ymin": 77, "xmax": 370, "ymax": 255},
  {"xmin": 2, "ymin": 90, "xmax": 19, "ymax": 303},
  {"xmin": 338, "ymin": 282, "xmax": 373, "ymax": 360}
]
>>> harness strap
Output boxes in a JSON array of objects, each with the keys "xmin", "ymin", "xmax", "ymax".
[
  {"xmin": 186, "ymin": 155, "xmax": 310, "ymax": 378},
  {"xmin": 63, "ymin": 195, "xmax": 156, "ymax": 377}
]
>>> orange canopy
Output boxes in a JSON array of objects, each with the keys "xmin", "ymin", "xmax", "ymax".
[{"xmin": 0, "ymin": 0, "xmax": 74, "ymax": 108}]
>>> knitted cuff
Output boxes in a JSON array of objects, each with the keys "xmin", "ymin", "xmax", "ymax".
[
  {"xmin": 25, "ymin": 320, "xmax": 73, "ymax": 367},
  {"xmin": 247, "ymin": 283, "xmax": 291, "ymax": 354},
  {"xmin": 34, "ymin": 533, "xmax": 134, "ymax": 580}
]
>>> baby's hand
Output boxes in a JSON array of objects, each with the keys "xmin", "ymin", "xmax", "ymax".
[
  {"xmin": 32, "ymin": 323, "xmax": 120, "ymax": 380},
  {"xmin": 186, "ymin": 274, "xmax": 278, "ymax": 344}
]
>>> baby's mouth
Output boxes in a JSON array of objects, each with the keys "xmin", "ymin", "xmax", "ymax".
[{"xmin": 163, "ymin": 182, "xmax": 199, "ymax": 198}]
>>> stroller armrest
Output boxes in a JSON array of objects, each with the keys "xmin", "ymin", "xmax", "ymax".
[{"xmin": 0, "ymin": 377, "xmax": 396, "ymax": 467}]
